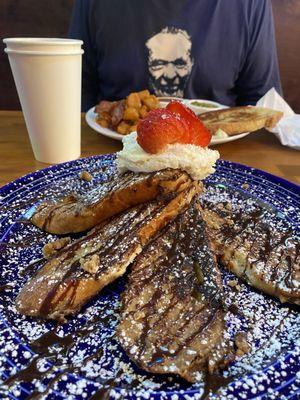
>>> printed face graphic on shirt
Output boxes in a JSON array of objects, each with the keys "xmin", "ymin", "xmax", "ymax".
[{"xmin": 146, "ymin": 27, "xmax": 193, "ymax": 98}]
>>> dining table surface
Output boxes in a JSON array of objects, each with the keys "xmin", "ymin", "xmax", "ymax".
[{"xmin": 0, "ymin": 110, "xmax": 299, "ymax": 188}]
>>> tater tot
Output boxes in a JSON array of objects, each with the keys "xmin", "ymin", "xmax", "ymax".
[
  {"xmin": 139, "ymin": 105, "xmax": 149, "ymax": 118},
  {"xmin": 127, "ymin": 92, "xmax": 142, "ymax": 109},
  {"xmin": 138, "ymin": 90, "xmax": 150, "ymax": 100},
  {"xmin": 117, "ymin": 121, "xmax": 131, "ymax": 135},
  {"xmin": 142, "ymin": 95, "xmax": 159, "ymax": 110},
  {"xmin": 123, "ymin": 107, "xmax": 139, "ymax": 122}
]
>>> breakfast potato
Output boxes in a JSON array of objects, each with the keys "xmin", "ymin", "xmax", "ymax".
[
  {"xmin": 138, "ymin": 90, "xmax": 150, "ymax": 100},
  {"xmin": 95, "ymin": 90, "xmax": 159, "ymax": 135},
  {"xmin": 139, "ymin": 105, "xmax": 149, "ymax": 119},
  {"xmin": 117, "ymin": 121, "xmax": 131, "ymax": 135},
  {"xmin": 127, "ymin": 92, "xmax": 142, "ymax": 109},
  {"xmin": 142, "ymin": 95, "xmax": 159, "ymax": 110},
  {"xmin": 123, "ymin": 107, "xmax": 139, "ymax": 122}
]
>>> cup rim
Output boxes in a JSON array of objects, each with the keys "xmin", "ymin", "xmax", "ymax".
[
  {"xmin": 3, "ymin": 37, "xmax": 83, "ymax": 46},
  {"xmin": 4, "ymin": 48, "xmax": 84, "ymax": 56}
]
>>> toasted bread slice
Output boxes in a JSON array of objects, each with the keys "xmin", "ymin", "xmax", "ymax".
[
  {"xmin": 200, "ymin": 106, "xmax": 283, "ymax": 135},
  {"xmin": 202, "ymin": 200, "xmax": 300, "ymax": 305},
  {"xmin": 31, "ymin": 169, "xmax": 193, "ymax": 234},
  {"xmin": 118, "ymin": 200, "xmax": 233, "ymax": 382},
  {"xmin": 16, "ymin": 183, "xmax": 200, "ymax": 320}
]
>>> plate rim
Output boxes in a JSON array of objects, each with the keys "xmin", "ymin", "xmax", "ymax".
[{"xmin": 1, "ymin": 156, "xmax": 299, "ymax": 198}]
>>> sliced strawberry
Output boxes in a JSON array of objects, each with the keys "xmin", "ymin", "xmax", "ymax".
[
  {"xmin": 137, "ymin": 109, "xmax": 189, "ymax": 154},
  {"xmin": 167, "ymin": 101, "xmax": 211, "ymax": 147}
]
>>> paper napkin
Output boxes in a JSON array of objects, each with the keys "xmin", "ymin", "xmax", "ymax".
[{"xmin": 256, "ymin": 88, "xmax": 300, "ymax": 150}]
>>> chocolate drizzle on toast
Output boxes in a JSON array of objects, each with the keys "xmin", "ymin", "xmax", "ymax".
[
  {"xmin": 118, "ymin": 201, "xmax": 233, "ymax": 382},
  {"xmin": 16, "ymin": 183, "xmax": 200, "ymax": 320},
  {"xmin": 202, "ymin": 198, "xmax": 300, "ymax": 305},
  {"xmin": 30, "ymin": 169, "xmax": 193, "ymax": 234}
]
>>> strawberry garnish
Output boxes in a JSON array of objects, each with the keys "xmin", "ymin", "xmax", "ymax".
[
  {"xmin": 166, "ymin": 101, "xmax": 211, "ymax": 147},
  {"xmin": 137, "ymin": 101, "xmax": 212, "ymax": 153},
  {"xmin": 137, "ymin": 108, "xmax": 189, "ymax": 154}
]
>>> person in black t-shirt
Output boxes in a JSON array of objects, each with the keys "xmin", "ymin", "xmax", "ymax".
[{"xmin": 69, "ymin": 0, "xmax": 282, "ymax": 112}]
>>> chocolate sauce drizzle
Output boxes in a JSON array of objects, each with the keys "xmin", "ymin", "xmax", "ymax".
[
  {"xmin": 38, "ymin": 171, "xmax": 157, "ymax": 231},
  {"xmin": 119, "ymin": 201, "xmax": 228, "ymax": 382},
  {"xmin": 34, "ymin": 200, "xmax": 168, "ymax": 318},
  {"xmin": 208, "ymin": 200, "xmax": 299, "ymax": 297},
  {"xmin": 20, "ymin": 257, "xmax": 45, "ymax": 277},
  {"xmin": 0, "ymin": 284, "xmax": 10, "ymax": 294},
  {"xmin": 3, "ymin": 312, "xmax": 116, "ymax": 398},
  {"xmin": 203, "ymin": 373, "xmax": 234, "ymax": 399}
]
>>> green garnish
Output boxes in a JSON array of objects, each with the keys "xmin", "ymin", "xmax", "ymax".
[{"xmin": 191, "ymin": 101, "xmax": 218, "ymax": 108}]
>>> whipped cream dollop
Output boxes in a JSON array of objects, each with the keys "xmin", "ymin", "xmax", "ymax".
[{"xmin": 117, "ymin": 132, "xmax": 220, "ymax": 181}]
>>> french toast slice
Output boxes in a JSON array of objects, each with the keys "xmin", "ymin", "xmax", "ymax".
[
  {"xmin": 200, "ymin": 106, "xmax": 283, "ymax": 135},
  {"xmin": 117, "ymin": 200, "xmax": 233, "ymax": 382},
  {"xmin": 16, "ymin": 183, "xmax": 200, "ymax": 320},
  {"xmin": 31, "ymin": 169, "xmax": 193, "ymax": 234},
  {"xmin": 202, "ymin": 200, "xmax": 300, "ymax": 305}
]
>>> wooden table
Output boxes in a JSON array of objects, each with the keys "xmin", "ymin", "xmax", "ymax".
[{"xmin": 0, "ymin": 111, "xmax": 299, "ymax": 187}]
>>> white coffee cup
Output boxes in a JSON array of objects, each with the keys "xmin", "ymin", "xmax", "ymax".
[{"xmin": 3, "ymin": 38, "xmax": 84, "ymax": 164}]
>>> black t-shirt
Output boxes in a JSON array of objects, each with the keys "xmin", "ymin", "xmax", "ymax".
[{"xmin": 69, "ymin": 0, "xmax": 282, "ymax": 111}]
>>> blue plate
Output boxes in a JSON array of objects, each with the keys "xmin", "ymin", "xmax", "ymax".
[{"xmin": 0, "ymin": 156, "xmax": 299, "ymax": 400}]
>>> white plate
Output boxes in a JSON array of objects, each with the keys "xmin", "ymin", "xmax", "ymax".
[
  {"xmin": 85, "ymin": 105, "xmax": 250, "ymax": 145},
  {"xmin": 210, "ymin": 131, "xmax": 250, "ymax": 145}
]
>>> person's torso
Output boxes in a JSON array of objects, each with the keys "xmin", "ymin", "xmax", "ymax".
[{"xmin": 89, "ymin": 0, "xmax": 252, "ymax": 105}]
